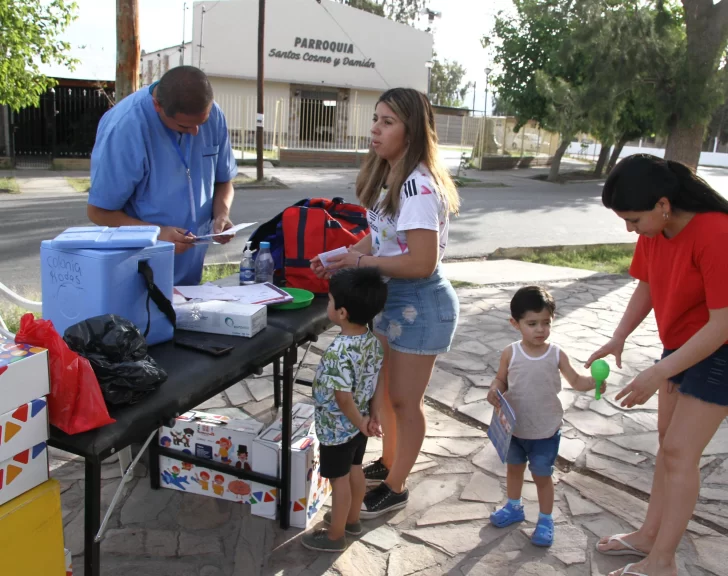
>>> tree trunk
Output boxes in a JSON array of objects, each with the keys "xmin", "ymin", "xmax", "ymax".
[
  {"xmin": 548, "ymin": 138, "xmax": 571, "ymax": 182},
  {"xmin": 594, "ymin": 143, "xmax": 611, "ymax": 177},
  {"xmin": 116, "ymin": 0, "xmax": 140, "ymax": 102},
  {"xmin": 664, "ymin": 122, "xmax": 705, "ymax": 171},
  {"xmin": 607, "ymin": 137, "xmax": 627, "ymax": 173}
]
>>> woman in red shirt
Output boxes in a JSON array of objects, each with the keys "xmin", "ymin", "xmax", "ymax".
[{"xmin": 588, "ymin": 154, "xmax": 728, "ymax": 576}]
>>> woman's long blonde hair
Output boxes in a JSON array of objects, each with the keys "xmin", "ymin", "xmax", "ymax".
[{"xmin": 356, "ymin": 88, "xmax": 460, "ymax": 217}]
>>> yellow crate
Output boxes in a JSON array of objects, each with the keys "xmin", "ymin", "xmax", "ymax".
[{"xmin": 0, "ymin": 479, "xmax": 65, "ymax": 576}]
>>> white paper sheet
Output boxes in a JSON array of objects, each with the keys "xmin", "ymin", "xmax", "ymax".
[
  {"xmin": 318, "ymin": 246, "xmax": 348, "ymax": 268},
  {"xmin": 174, "ymin": 284, "xmax": 238, "ymax": 301},
  {"xmin": 221, "ymin": 282, "xmax": 293, "ymax": 305},
  {"xmin": 194, "ymin": 222, "xmax": 257, "ymax": 240}
]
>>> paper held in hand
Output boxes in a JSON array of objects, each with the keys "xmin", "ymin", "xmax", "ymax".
[
  {"xmin": 487, "ymin": 390, "xmax": 517, "ymax": 464},
  {"xmin": 318, "ymin": 246, "xmax": 348, "ymax": 269},
  {"xmin": 193, "ymin": 222, "xmax": 257, "ymax": 244}
]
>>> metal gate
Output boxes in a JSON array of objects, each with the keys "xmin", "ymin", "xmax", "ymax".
[{"xmin": 11, "ymin": 85, "xmax": 113, "ymax": 169}]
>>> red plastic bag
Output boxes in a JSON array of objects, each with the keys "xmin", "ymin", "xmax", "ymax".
[{"xmin": 15, "ymin": 313, "xmax": 115, "ymax": 435}]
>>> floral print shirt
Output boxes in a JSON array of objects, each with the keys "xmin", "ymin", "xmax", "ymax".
[{"xmin": 312, "ymin": 330, "xmax": 383, "ymax": 446}]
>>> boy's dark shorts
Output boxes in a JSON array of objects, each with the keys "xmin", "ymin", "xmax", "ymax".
[{"xmin": 319, "ymin": 432, "xmax": 368, "ymax": 479}]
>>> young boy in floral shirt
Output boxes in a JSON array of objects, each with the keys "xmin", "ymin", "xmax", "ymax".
[{"xmin": 301, "ymin": 268, "xmax": 387, "ymax": 553}]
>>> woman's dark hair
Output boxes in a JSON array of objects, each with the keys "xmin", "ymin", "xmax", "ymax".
[{"xmin": 602, "ymin": 154, "xmax": 728, "ymax": 214}]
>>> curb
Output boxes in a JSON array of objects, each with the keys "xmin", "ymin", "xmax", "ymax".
[{"xmin": 487, "ymin": 242, "xmax": 636, "ymax": 261}]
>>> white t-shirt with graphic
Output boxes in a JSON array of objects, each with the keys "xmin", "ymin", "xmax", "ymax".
[{"xmin": 367, "ymin": 165, "xmax": 449, "ymax": 261}]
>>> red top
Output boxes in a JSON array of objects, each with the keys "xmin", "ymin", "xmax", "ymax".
[{"xmin": 630, "ymin": 212, "xmax": 728, "ymax": 349}]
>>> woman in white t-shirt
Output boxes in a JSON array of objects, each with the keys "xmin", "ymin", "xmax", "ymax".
[{"xmin": 312, "ymin": 88, "xmax": 461, "ymax": 518}]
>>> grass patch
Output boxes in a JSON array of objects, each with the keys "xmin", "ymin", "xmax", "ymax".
[
  {"xmin": 0, "ymin": 177, "xmax": 20, "ymax": 194},
  {"xmin": 451, "ymin": 279, "xmax": 481, "ymax": 289},
  {"xmin": 0, "ymin": 289, "xmax": 41, "ymax": 335},
  {"xmin": 232, "ymin": 174, "xmax": 255, "ymax": 186},
  {"xmin": 66, "ymin": 177, "xmax": 91, "ymax": 193},
  {"xmin": 454, "ymin": 177, "xmax": 509, "ymax": 188},
  {"xmin": 201, "ymin": 263, "xmax": 239, "ymax": 284},
  {"xmin": 518, "ymin": 244, "xmax": 634, "ymax": 275}
]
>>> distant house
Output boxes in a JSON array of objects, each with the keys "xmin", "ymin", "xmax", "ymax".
[{"xmin": 140, "ymin": 42, "xmax": 192, "ymax": 86}]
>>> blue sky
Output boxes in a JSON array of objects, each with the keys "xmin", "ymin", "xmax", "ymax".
[{"xmin": 43, "ymin": 0, "xmax": 511, "ymax": 113}]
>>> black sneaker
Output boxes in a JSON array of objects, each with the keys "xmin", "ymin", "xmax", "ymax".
[
  {"xmin": 360, "ymin": 482, "xmax": 409, "ymax": 519},
  {"xmin": 362, "ymin": 457, "xmax": 389, "ymax": 487}
]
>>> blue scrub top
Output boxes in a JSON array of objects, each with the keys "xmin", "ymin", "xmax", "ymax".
[{"xmin": 89, "ymin": 84, "xmax": 238, "ymax": 286}]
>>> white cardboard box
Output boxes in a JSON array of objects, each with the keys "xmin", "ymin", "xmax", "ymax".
[
  {"xmin": 174, "ymin": 301, "xmax": 267, "ymax": 338},
  {"xmin": 0, "ymin": 338, "xmax": 50, "ymax": 416},
  {"xmin": 159, "ymin": 410, "xmax": 263, "ymax": 469},
  {"xmin": 0, "ymin": 399, "xmax": 49, "ymax": 464},
  {"xmin": 158, "ymin": 411, "xmax": 269, "ymax": 506},
  {"xmin": 251, "ymin": 404, "xmax": 331, "ymax": 529},
  {"xmin": 0, "ymin": 442, "xmax": 49, "ymax": 507}
]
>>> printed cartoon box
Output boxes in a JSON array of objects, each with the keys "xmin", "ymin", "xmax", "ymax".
[
  {"xmin": 251, "ymin": 403, "xmax": 331, "ymax": 529},
  {"xmin": 158, "ymin": 411, "xmax": 267, "ymax": 504},
  {"xmin": 0, "ymin": 479, "xmax": 65, "ymax": 576},
  {"xmin": 0, "ymin": 441, "xmax": 49, "ymax": 507},
  {"xmin": 0, "ymin": 338, "xmax": 50, "ymax": 416},
  {"xmin": 0, "ymin": 398, "xmax": 49, "ymax": 464}
]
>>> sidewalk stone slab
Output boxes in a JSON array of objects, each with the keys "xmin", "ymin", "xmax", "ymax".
[
  {"xmin": 624, "ymin": 412, "xmax": 659, "ymax": 432},
  {"xmin": 699, "ymin": 487, "xmax": 728, "ymax": 501},
  {"xmin": 387, "ymin": 543, "xmax": 441, "ymax": 576},
  {"xmin": 589, "ymin": 399, "xmax": 620, "ymax": 417},
  {"xmin": 558, "ymin": 437, "xmax": 585, "ymax": 463},
  {"xmin": 333, "ymin": 541, "xmax": 387, "ymax": 576},
  {"xmin": 102, "ymin": 528, "xmax": 146, "ymax": 555},
  {"xmin": 520, "ymin": 524, "xmax": 586, "ymax": 565},
  {"xmin": 145, "ymin": 530, "xmax": 178, "ymax": 557},
  {"xmin": 196, "ymin": 393, "xmax": 228, "ymax": 410},
  {"xmin": 403, "ymin": 522, "xmax": 496, "ymax": 557},
  {"xmin": 705, "ymin": 460, "xmax": 728, "ymax": 484},
  {"xmin": 179, "ymin": 532, "xmax": 222, "ymax": 556},
  {"xmin": 564, "ymin": 492, "xmax": 603, "ymax": 516},
  {"xmin": 609, "ymin": 432, "xmax": 659, "ymax": 457},
  {"xmin": 121, "ymin": 480, "xmax": 175, "ymax": 525},
  {"xmin": 421, "ymin": 437, "xmax": 483, "ymax": 458},
  {"xmin": 464, "ymin": 387, "xmax": 489, "ymax": 404},
  {"xmin": 564, "ymin": 411, "xmax": 624, "ymax": 437},
  {"xmin": 461, "ymin": 471, "xmax": 504, "ymax": 503},
  {"xmin": 585, "ymin": 453, "xmax": 652, "ymax": 494},
  {"xmin": 693, "ymin": 536, "xmax": 728, "ymax": 576},
  {"xmin": 705, "ymin": 428, "xmax": 728, "ymax": 456},
  {"xmin": 457, "ymin": 401, "xmax": 494, "ymax": 425},
  {"xmin": 225, "ymin": 382, "xmax": 253, "ymax": 406},
  {"xmin": 433, "ymin": 459, "xmax": 475, "ymax": 475},
  {"xmin": 591, "ymin": 440, "xmax": 647, "ymax": 465},
  {"xmin": 425, "ymin": 405, "xmax": 486, "ymax": 438},
  {"xmin": 388, "ymin": 476, "xmax": 460, "ymax": 525},
  {"xmin": 437, "ymin": 351, "xmax": 487, "ymax": 372},
  {"xmin": 417, "ymin": 502, "xmax": 490, "ymax": 526},
  {"xmin": 426, "ymin": 368, "xmax": 468, "ymax": 409},
  {"xmin": 361, "ymin": 525, "xmax": 400, "ymax": 552}
]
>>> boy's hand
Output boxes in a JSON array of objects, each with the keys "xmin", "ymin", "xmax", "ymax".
[
  {"xmin": 358, "ymin": 416, "xmax": 372, "ymax": 437},
  {"xmin": 487, "ymin": 386, "xmax": 502, "ymax": 409},
  {"xmin": 367, "ymin": 417, "xmax": 383, "ymax": 438}
]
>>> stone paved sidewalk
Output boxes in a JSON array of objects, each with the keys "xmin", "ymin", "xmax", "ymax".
[{"xmin": 53, "ymin": 277, "xmax": 728, "ymax": 575}]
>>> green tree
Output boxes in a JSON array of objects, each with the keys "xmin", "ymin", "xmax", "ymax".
[
  {"xmin": 429, "ymin": 57, "xmax": 472, "ymax": 107},
  {"xmin": 336, "ymin": 0, "xmax": 427, "ymax": 25},
  {"xmin": 0, "ymin": 0, "xmax": 79, "ymax": 111}
]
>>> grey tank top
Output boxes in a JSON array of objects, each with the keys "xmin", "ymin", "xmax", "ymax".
[{"xmin": 504, "ymin": 342, "xmax": 563, "ymax": 440}]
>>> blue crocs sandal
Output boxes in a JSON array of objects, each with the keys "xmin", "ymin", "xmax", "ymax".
[
  {"xmin": 490, "ymin": 501, "xmax": 525, "ymax": 528},
  {"xmin": 531, "ymin": 516, "xmax": 554, "ymax": 547}
]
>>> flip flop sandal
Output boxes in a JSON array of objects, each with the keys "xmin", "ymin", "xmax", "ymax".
[
  {"xmin": 618, "ymin": 563, "xmax": 648, "ymax": 576},
  {"xmin": 596, "ymin": 534, "xmax": 648, "ymax": 557}
]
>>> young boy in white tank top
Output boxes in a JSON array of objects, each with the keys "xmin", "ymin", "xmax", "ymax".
[{"xmin": 486, "ymin": 286, "xmax": 606, "ymax": 547}]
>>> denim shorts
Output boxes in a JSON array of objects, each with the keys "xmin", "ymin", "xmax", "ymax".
[
  {"xmin": 661, "ymin": 345, "xmax": 728, "ymax": 406},
  {"xmin": 506, "ymin": 430, "xmax": 561, "ymax": 477},
  {"xmin": 373, "ymin": 266, "xmax": 459, "ymax": 355}
]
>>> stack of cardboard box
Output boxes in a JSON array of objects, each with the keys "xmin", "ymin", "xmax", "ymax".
[
  {"xmin": 0, "ymin": 336, "xmax": 67, "ymax": 575},
  {"xmin": 159, "ymin": 403, "xmax": 331, "ymax": 529}
]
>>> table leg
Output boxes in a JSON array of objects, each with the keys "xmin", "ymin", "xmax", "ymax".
[
  {"xmin": 273, "ymin": 357, "xmax": 281, "ymax": 409},
  {"xmin": 149, "ymin": 430, "xmax": 161, "ymax": 490},
  {"xmin": 279, "ymin": 345, "xmax": 295, "ymax": 529},
  {"xmin": 84, "ymin": 459, "xmax": 102, "ymax": 576}
]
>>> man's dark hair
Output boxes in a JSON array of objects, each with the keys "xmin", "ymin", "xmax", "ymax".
[
  {"xmin": 329, "ymin": 268, "xmax": 388, "ymax": 326},
  {"xmin": 155, "ymin": 66, "xmax": 214, "ymax": 117},
  {"xmin": 510, "ymin": 286, "xmax": 556, "ymax": 321}
]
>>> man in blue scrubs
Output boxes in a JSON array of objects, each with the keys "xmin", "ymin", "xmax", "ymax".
[{"xmin": 88, "ymin": 66, "xmax": 238, "ymax": 285}]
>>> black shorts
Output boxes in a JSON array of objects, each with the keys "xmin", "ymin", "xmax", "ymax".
[
  {"xmin": 662, "ymin": 345, "xmax": 728, "ymax": 406},
  {"xmin": 319, "ymin": 433, "xmax": 368, "ymax": 479}
]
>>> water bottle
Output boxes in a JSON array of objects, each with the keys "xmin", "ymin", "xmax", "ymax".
[
  {"xmin": 239, "ymin": 241, "xmax": 255, "ymax": 285},
  {"xmin": 255, "ymin": 241, "xmax": 275, "ymax": 284}
]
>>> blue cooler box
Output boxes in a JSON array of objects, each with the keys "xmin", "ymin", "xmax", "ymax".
[{"xmin": 40, "ymin": 241, "xmax": 175, "ymax": 345}]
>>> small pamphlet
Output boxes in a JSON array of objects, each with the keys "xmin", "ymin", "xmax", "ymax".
[
  {"xmin": 318, "ymin": 246, "xmax": 348, "ymax": 268},
  {"xmin": 221, "ymin": 283, "xmax": 293, "ymax": 305},
  {"xmin": 193, "ymin": 222, "xmax": 257, "ymax": 244},
  {"xmin": 487, "ymin": 390, "xmax": 516, "ymax": 464}
]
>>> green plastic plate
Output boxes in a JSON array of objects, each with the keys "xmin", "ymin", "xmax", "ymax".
[{"xmin": 271, "ymin": 287, "xmax": 315, "ymax": 310}]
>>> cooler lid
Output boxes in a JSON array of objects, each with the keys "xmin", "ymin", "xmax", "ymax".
[{"xmin": 50, "ymin": 226, "xmax": 160, "ymax": 249}]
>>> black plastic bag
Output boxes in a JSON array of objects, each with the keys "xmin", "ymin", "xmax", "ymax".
[{"xmin": 63, "ymin": 314, "xmax": 167, "ymax": 407}]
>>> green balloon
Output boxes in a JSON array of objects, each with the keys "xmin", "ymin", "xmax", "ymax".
[{"xmin": 591, "ymin": 359, "xmax": 610, "ymax": 381}]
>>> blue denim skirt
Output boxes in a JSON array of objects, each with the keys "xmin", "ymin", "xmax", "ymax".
[
  {"xmin": 661, "ymin": 345, "xmax": 728, "ymax": 406},
  {"xmin": 373, "ymin": 266, "xmax": 459, "ymax": 355}
]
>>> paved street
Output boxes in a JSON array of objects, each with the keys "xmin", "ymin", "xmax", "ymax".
[
  {"xmin": 0, "ymin": 162, "xmax": 633, "ymax": 293},
  {"xmin": 53, "ymin": 274, "xmax": 728, "ymax": 576}
]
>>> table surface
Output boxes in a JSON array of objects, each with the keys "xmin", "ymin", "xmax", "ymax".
[{"xmin": 48, "ymin": 325, "xmax": 294, "ymax": 461}]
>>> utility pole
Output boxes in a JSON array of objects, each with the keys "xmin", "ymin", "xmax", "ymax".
[
  {"xmin": 198, "ymin": 6, "xmax": 206, "ymax": 68},
  {"xmin": 472, "ymin": 81, "xmax": 476, "ymax": 116},
  {"xmin": 180, "ymin": 2, "xmax": 187, "ymax": 66},
  {"xmin": 256, "ymin": 0, "xmax": 266, "ymax": 181},
  {"xmin": 116, "ymin": 0, "xmax": 140, "ymax": 101}
]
